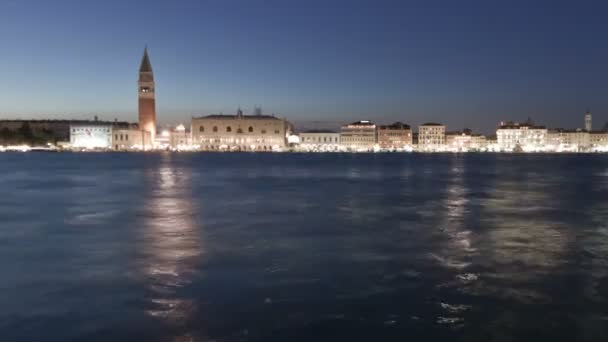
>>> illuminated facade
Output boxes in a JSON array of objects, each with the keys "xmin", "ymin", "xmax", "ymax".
[
  {"xmin": 418, "ymin": 123, "xmax": 445, "ymax": 151},
  {"xmin": 546, "ymin": 129, "xmax": 590, "ymax": 152},
  {"xmin": 446, "ymin": 131, "xmax": 487, "ymax": 152},
  {"xmin": 496, "ymin": 121, "xmax": 548, "ymax": 152},
  {"xmin": 138, "ymin": 48, "xmax": 156, "ymax": 144},
  {"xmin": 70, "ymin": 124, "xmax": 113, "ymax": 149},
  {"xmin": 191, "ymin": 109, "xmax": 291, "ymax": 151},
  {"xmin": 590, "ymin": 131, "xmax": 608, "ymax": 149},
  {"xmin": 298, "ymin": 131, "xmax": 340, "ymax": 151},
  {"xmin": 170, "ymin": 124, "xmax": 192, "ymax": 149},
  {"xmin": 377, "ymin": 122, "xmax": 412, "ymax": 149},
  {"xmin": 340, "ymin": 120, "xmax": 377, "ymax": 150},
  {"xmin": 112, "ymin": 128, "xmax": 151, "ymax": 150}
]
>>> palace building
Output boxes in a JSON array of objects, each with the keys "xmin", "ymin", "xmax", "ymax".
[{"xmin": 191, "ymin": 108, "xmax": 292, "ymax": 151}]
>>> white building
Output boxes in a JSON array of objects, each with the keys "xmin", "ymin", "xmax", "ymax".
[
  {"xmin": 191, "ymin": 109, "xmax": 291, "ymax": 151},
  {"xmin": 298, "ymin": 131, "xmax": 340, "ymax": 151},
  {"xmin": 590, "ymin": 131, "xmax": 608, "ymax": 151},
  {"xmin": 445, "ymin": 131, "xmax": 487, "ymax": 152},
  {"xmin": 496, "ymin": 121, "xmax": 548, "ymax": 152},
  {"xmin": 546, "ymin": 129, "xmax": 590, "ymax": 152},
  {"xmin": 170, "ymin": 124, "xmax": 192, "ymax": 150},
  {"xmin": 112, "ymin": 128, "xmax": 152, "ymax": 150},
  {"xmin": 70, "ymin": 124, "xmax": 113, "ymax": 149},
  {"xmin": 418, "ymin": 123, "xmax": 446, "ymax": 151},
  {"xmin": 340, "ymin": 120, "xmax": 377, "ymax": 151}
]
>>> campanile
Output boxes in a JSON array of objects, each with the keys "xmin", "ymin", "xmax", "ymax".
[{"xmin": 138, "ymin": 47, "xmax": 156, "ymax": 143}]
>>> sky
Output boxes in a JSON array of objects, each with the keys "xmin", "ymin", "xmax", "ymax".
[{"xmin": 0, "ymin": 0, "xmax": 607, "ymax": 133}]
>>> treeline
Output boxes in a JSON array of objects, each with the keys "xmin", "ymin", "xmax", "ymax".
[{"xmin": 0, "ymin": 123, "xmax": 56, "ymax": 146}]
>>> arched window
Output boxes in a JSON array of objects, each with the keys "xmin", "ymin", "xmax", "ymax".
[
  {"xmin": 226, "ymin": 126, "xmax": 232, "ymax": 132},
  {"xmin": 261, "ymin": 129, "xmax": 266, "ymax": 134},
  {"xmin": 213, "ymin": 126, "xmax": 218, "ymax": 132},
  {"xmin": 248, "ymin": 126, "xmax": 253, "ymax": 133},
  {"xmin": 237, "ymin": 128, "xmax": 243, "ymax": 134},
  {"xmin": 199, "ymin": 126, "xmax": 204, "ymax": 132}
]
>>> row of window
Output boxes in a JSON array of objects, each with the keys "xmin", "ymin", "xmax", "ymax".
[
  {"xmin": 115, "ymin": 134, "xmax": 129, "ymax": 141},
  {"xmin": 303, "ymin": 137, "xmax": 339, "ymax": 143},
  {"xmin": 199, "ymin": 126, "xmax": 280, "ymax": 134},
  {"xmin": 72, "ymin": 128, "xmax": 110, "ymax": 133}
]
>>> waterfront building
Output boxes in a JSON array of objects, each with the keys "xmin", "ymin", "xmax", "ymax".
[
  {"xmin": 112, "ymin": 127, "xmax": 151, "ymax": 151},
  {"xmin": 170, "ymin": 124, "xmax": 192, "ymax": 149},
  {"xmin": 0, "ymin": 119, "xmax": 131, "ymax": 143},
  {"xmin": 191, "ymin": 108, "xmax": 291, "ymax": 151},
  {"xmin": 298, "ymin": 130, "xmax": 340, "ymax": 151},
  {"xmin": 590, "ymin": 131, "xmax": 608, "ymax": 150},
  {"xmin": 496, "ymin": 120, "xmax": 548, "ymax": 152},
  {"xmin": 445, "ymin": 130, "xmax": 487, "ymax": 152},
  {"xmin": 340, "ymin": 120, "xmax": 377, "ymax": 151},
  {"xmin": 546, "ymin": 129, "xmax": 590, "ymax": 152},
  {"xmin": 418, "ymin": 123, "xmax": 446, "ymax": 151},
  {"xmin": 377, "ymin": 122, "xmax": 412, "ymax": 149},
  {"xmin": 138, "ymin": 48, "xmax": 157, "ymax": 144},
  {"xmin": 70, "ymin": 123, "xmax": 113, "ymax": 149}
]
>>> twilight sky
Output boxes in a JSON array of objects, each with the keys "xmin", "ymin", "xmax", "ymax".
[{"xmin": 0, "ymin": 0, "xmax": 607, "ymax": 133}]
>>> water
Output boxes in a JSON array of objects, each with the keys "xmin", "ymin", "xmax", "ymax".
[{"xmin": 1, "ymin": 152, "xmax": 608, "ymax": 341}]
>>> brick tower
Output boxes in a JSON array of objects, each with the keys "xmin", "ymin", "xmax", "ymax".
[{"xmin": 138, "ymin": 47, "xmax": 156, "ymax": 143}]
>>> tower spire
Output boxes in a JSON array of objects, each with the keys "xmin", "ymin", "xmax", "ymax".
[{"xmin": 139, "ymin": 47, "xmax": 153, "ymax": 73}]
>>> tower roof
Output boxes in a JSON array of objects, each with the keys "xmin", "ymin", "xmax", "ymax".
[{"xmin": 139, "ymin": 47, "xmax": 153, "ymax": 73}]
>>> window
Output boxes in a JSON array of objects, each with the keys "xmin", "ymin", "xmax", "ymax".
[
  {"xmin": 248, "ymin": 126, "xmax": 253, "ymax": 133},
  {"xmin": 199, "ymin": 126, "xmax": 204, "ymax": 132},
  {"xmin": 227, "ymin": 126, "xmax": 232, "ymax": 132},
  {"xmin": 274, "ymin": 130, "xmax": 279, "ymax": 134},
  {"xmin": 120, "ymin": 134, "xmax": 123, "ymax": 141},
  {"xmin": 126, "ymin": 135, "xmax": 128, "ymax": 141},
  {"xmin": 261, "ymin": 129, "xmax": 266, "ymax": 134},
  {"xmin": 115, "ymin": 134, "xmax": 118, "ymax": 140},
  {"xmin": 237, "ymin": 128, "xmax": 243, "ymax": 134},
  {"xmin": 213, "ymin": 126, "xmax": 218, "ymax": 132}
]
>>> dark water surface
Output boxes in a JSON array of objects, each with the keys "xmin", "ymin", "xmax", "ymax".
[{"xmin": 1, "ymin": 153, "xmax": 608, "ymax": 341}]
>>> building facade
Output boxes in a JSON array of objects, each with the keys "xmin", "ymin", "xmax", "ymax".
[
  {"xmin": 418, "ymin": 123, "xmax": 445, "ymax": 151},
  {"xmin": 170, "ymin": 124, "xmax": 192, "ymax": 149},
  {"xmin": 70, "ymin": 123, "xmax": 113, "ymax": 149},
  {"xmin": 138, "ymin": 48, "xmax": 156, "ymax": 145},
  {"xmin": 298, "ymin": 131, "xmax": 340, "ymax": 151},
  {"xmin": 445, "ymin": 131, "xmax": 487, "ymax": 152},
  {"xmin": 377, "ymin": 122, "xmax": 412, "ymax": 149},
  {"xmin": 590, "ymin": 131, "xmax": 608, "ymax": 149},
  {"xmin": 112, "ymin": 128, "xmax": 151, "ymax": 150},
  {"xmin": 496, "ymin": 121, "xmax": 548, "ymax": 152},
  {"xmin": 547, "ymin": 129, "xmax": 590, "ymax": 152},
  {"xmin": 191, "ymin": 109, "xmax": 290, "ymax": 151},
  {"xmin": 340, "ymin": 120, "xmax": 377, "ymax": 150}
]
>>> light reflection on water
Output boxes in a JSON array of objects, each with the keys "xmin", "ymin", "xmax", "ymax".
[
  {"xmin": 1, "ymin": 153, "xmax": 608, "ymax": 342},
  {"xmin": 138, "ymin": 155, "xmax": 204, "ymax": 341}
]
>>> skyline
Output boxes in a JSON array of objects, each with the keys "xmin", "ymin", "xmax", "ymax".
[{"xmin": 1, "ymin": 0, "xmax": 608, "ymax": 133}]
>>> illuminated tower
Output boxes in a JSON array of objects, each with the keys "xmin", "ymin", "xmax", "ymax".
[
  {"xmin": 585, "ymin": 110, "xmax": 592, "ymax": 131},
  {"xmin": 138, "ymin": 47, "xmax": 156, "ymax": 143}
]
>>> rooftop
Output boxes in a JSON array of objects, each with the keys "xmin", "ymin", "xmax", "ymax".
[
  {"xmin": 420, "ymin": 122, "xmax": 443, "ymax": 126},
  {"xmin": 194, "ymin": 114, "xmax": 281, "ymax": 120},
  {"xmin": 379, "ymin": 122, "xmax": 410, "ymax": 129},
  {"xmin": 344, "ymin": 120, "xmax": 375, "ymax": 126},
  {"xmin": 301, "ymin": 129, "xmax": 337, "ymax": 134}
]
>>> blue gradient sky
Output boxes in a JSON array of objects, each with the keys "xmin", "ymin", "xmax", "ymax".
[{"xmin": 1, "ymin": 0, "xmax": 607, "ymax": 133}]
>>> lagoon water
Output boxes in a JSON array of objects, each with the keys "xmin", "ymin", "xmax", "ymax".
[{"xmin": 1, "ymin": 152, "xmax": 608, "ymax": 341}]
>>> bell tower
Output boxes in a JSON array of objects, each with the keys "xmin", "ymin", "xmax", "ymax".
[{"xmin": 138, "ymin": 47, "xmax": 156, "ymax": 144}]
